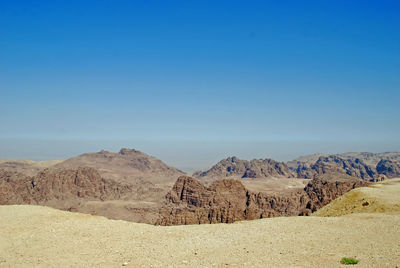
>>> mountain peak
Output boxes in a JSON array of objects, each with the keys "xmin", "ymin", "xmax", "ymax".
[{"xmin": 119, "ymin": 148, "xmax": 142, "ymax": 155}]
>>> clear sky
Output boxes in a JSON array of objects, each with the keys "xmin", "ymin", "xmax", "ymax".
[{"xmin": 1, "ymin": 0, "xmax": 399, "ymax": 171}]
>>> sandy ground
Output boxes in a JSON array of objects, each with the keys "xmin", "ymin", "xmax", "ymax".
[
  {"xmin": 0, "ymin": 208, "xmax": 398, "ymax": 267},
  {"xmin": 315, "ymin": 178, "xmax": 400, "ymax": 216},
  {"xmin": 1, "ymin": 179, "xmax": 399, "ymax": 268}
]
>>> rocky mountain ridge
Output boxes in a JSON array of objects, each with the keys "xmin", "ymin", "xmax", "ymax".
[
  {"xmin": 0, "ymin": 167, "xmax": 149, "ymax": 206},
  {"xmin": 193, "ymin": 156, "xmax": 295, "ymax": 180},
  {"xmin": 156, "ymin": 174, "xmax": 368, "ymax": 225},
  {"xmin": 193, "ymin": 153, "xmax": 400, "ymax": 181},
  {"xmin": 293, "ymin": 154, "xmax": 400, "ymax": 180}
]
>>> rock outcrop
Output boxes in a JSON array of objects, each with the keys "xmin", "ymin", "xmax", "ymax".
[
  {"xmin": 0, "ymin": 168, "xmax": 370, "ymax": 226},
  {"xmin": 156, "ymin": 174, "xmax": 368, "ymax": 225},
  {"xmin": 310, "ymin": 156, "xmax": 376, "ymax": 181},
  {"xmin": 288, "ymin": 152, "xmax": 400, "ymax": 169},
  {"xmin": 194, "ymin": 157, "xmax": 295, "ymax": 180},
  {"xmin": 292, "ymin": 156, "xmax": 378, "ymax": 181},
  {"xmin": 290, "ymin": 152, "xmax": 400, "ymax": 180},
  {"xmin": 0, "ymin": 167, "xmax": 168, "ymax": 223},
  {"xmin": 0, "ymin": 167, "xmax": 139, "ymax": 205},
  {"xmin": 376, "ymin": 159, "xmax": 400, "ymax": 178}
]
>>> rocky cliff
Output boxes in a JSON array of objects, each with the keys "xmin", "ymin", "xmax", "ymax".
[
  {"xmin": 376, "ymin": 159, "xmax": 400, "ymax": 178},
  {"xmin": 193, "ymin": 157, "xmax": 295, "ymax": 180},
  {"xmin": 0, "ymin": 167, "xmax": 137, "ymax": 205},
  {"xmin": 0, "ymin": 167, "xmax": 370, "ymax": 226},
  {"xmin": 290, "ymin": 152, "xmax": 400, "ymax": 179},
  {"xmin": 156, "ymin": 174, "xmax": 368, "ymax": 225}
]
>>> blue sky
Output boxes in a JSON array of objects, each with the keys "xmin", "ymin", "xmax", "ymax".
[{"xmin": 1, "ymin": 1, "xmax": 399, "ymax": 171}]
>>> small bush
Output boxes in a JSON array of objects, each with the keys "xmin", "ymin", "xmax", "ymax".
[{"xmin": 341, "ymin": 257, "xmax": 359, "ymax": 265}]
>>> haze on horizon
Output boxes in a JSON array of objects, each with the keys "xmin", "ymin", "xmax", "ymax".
[{"xmin": 1, "ymin": 1, "xmax": 399, "ymax": 172}]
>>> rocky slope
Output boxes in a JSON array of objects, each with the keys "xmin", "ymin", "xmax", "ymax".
[
  {"xmin": 55, "ymin": 148, "xmax": 185, "ymax": 183},
  {"xmin": 297, "ymin": 155, "xmax": 377, "ymax": 180},
  {"xmin": 0, "ymin": 167, "xmax": 164, "ymax": 223},
  {"xmin": 0, "ymin": 167, "xmax": 143, "ymax": 205},
  {"xmin": 0, "ymin": 166, "xmax": 369, "ymax": 226},
  {"xmin": 376, "ymin": 159, "xmax": 400, "ymax": 178},
  {"xmin": 193, "ymin": 156, "xmax": 295, "ymax": 180},
  {"xmin": 289, "ymin": 152, "xmax": 400, "ymax": 179},
  {"xmin": 287, "ymin": 152, "xmax": 400, "ymax": 168},
  {"xmin": 156, "ymin": 174, "xmax": 368, "ymax": 225}
]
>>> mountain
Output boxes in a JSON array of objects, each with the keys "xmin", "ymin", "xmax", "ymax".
[
  {"xmin": 193, "ymin": 156, "xmax": 295, "ymax": 180},
  {"xmin": 54, "ymin": 148, "xmax": 185, "ymax": 183}
]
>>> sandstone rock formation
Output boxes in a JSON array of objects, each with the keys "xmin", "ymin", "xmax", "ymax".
[
  {"xmin": 0, "ymin": 167, "xmax": 164, "ymax": 223},
  {"xmin": 287, "ymin": 152, "xmax": 400, "ymax": 169},
  {"xmin": 310, "ymin": 156, "xmax": 376, "ymax": 180},
  {"xmin": 0, "ymin": 167, "xmax": 370, "ymax": 225},
  {"xmin": 0, "ymin": 167, "xmax": 139, "ymax": 205},
  {"xmin": 2, "ymin": 150, "xmax": 397, "ymax": 226},
  {"xmin": 292, "ymin": 154, "xmax": 400, "ymax": 180},
  {"xmin": 193, "ymin": 157, "xmax": 295, "ymax": 180},
  {"xmin": 376, "ymin": 159, "xmax": 400, "ymax": 178},
  {"xmin": 156, "ymin": 174, "xmax": 368, "ymax": 225}
]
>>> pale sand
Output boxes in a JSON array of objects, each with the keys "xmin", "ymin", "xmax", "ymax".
[
  {"xmin": 0, "ymin": 205, "xmax": 398, "ymax": 268},
  {"xmin": 314, "ymin": 178, "xmax": 400, "ymax": 217}
]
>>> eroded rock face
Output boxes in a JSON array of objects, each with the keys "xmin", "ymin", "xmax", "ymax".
[
  {"xmin": 0, "ymin": 167, "xmax": 139, "ymax": 206},
  {"xmin": 295, "ymin": 156, "xmax": 377, "ymax": 181},
  {"xmin": 193, "ymin": 157, "xmax": 295, "ymax": 180},
  {"xmin": 1, "ymin": 167, "xmax": 370, "ymax": 226},
  {"xmin": 156, "ymin": 175, "xmax": 368, "ymax": 225},
  {"xmin": 313, "ymin": 156, "xmax": 376, "ymax": 180},
  {"xmin": 376, "ymin": 159, "xmax": 400, "ymax": 178}
]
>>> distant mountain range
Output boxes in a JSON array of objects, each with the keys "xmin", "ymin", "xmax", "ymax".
[
  {"xmin": 193, "ymin": 156, "xmax": 295, "ymax": 179},
  {"xmin": 193, "ymin": 152, "xmax": 400, "ymax": 181}
]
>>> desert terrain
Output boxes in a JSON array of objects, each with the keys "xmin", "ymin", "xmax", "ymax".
[
  {"xmin": 1, "ymin": 150, "xmax": 399, "ymax": 225},
  {"xmin": 0, "ymin": 179, "xmax": 399, "ymax": 267}
]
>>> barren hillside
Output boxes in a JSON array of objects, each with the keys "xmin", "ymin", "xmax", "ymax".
[{"xmin": 55, "ymin": 148, "xmax": 185, "ymax": 184}]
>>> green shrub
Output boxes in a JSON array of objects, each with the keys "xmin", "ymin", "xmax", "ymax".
[{"xmin": 340, "ymin": 257, "xmax": 359, "ymax": 265}]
